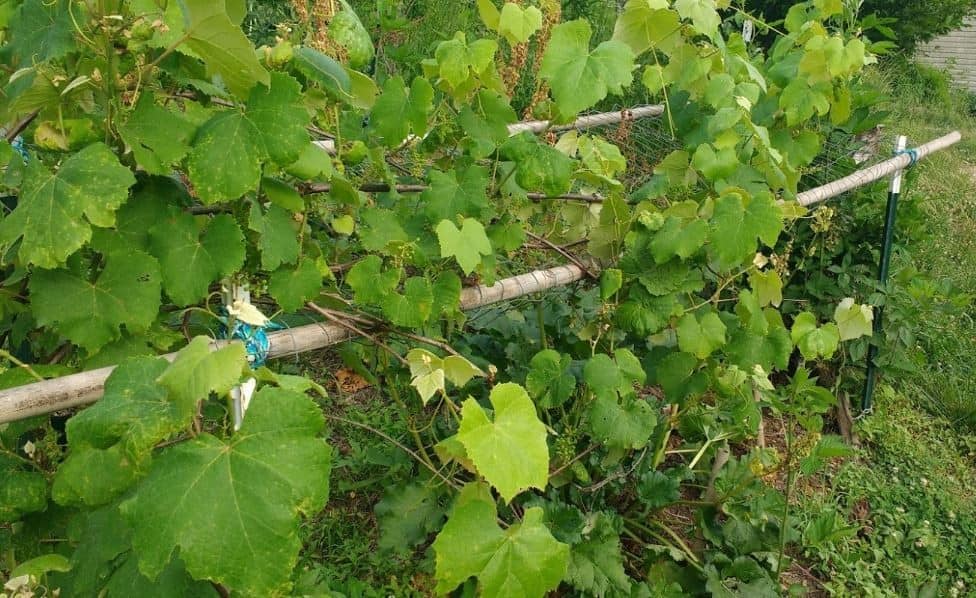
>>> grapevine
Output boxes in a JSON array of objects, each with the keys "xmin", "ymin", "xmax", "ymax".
[{"xmin": 0, "ymin": 0, "xmax": 886, "ymax": 595}]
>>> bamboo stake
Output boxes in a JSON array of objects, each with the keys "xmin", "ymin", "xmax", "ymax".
[
  {"xmin": 0, "ymin": 264, "xmax": 585, "ymax": 424},
  {"xmin": 795, "ymin": 131, "xmax": 961, "ymax": 206}
]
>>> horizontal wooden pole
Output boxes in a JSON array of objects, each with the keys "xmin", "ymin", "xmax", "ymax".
[
  {"xmin": 795, "ymin": 131, "xmax": 962, "ymax": 206},
  {"xmin": 313, "ymin": 104, "xmax": 665, "ymax": 154},
  {"xmin": 0, "ymin": 265, "xmax": 586, "ymax": 424}
]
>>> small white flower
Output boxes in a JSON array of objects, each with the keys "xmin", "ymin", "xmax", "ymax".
[{"xmin": 22, "ymin": 440, "xmax": 35, "ymax": 459}]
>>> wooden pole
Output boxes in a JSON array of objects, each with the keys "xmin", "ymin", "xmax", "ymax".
[
  {"xmin": 795, "ymin": 131, "xmax": 960, "ymax": 206},
  {"xmin": 0, "ymin": 265, "xmax": 586, "ymax": 424}
]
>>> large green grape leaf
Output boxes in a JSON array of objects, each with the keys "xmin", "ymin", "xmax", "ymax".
[
  {"xmin": 91, "ymin": 178, "xmax": 183, "ymax": 255},
  {"xmin": 676, "ymin": 311, "xmax": 727, "ymax": 359},
  {"xmin": 185, "ymin": 111, "xmax": 263, "ymax": 204},
  {"xmin": 268, "ymin": 260, "xmax": 322, "ymax": 311},
  {"xmin": 709, "ymin": 193, "xmax": 783, "ymax": 270},
  {"xmin": 612, "ymin": 0, "xmax": 681, "ymax": 55},
  {"xmin": 457, "ymin": 383, "xmax": 548, "ymax": 503},
  {"xmin": 422, "ymin": 165, "xmax": 490, "ymax": 222},
  {"xmin": 382, "ymin": 277, "xmax": 433, "ymax": 328},
  {"xmin": 370, "ymin": 76, "xmax": 434, "ymax": 147},
  {"xmin": 345, "ymin": 255, "xmax": 401, "ymax": 305},
  {"xmin": 459, "ymin": 90, "xmax": 517, "ymax": 158},
  {"xmin": 539, "ymin": 20, "xmax": 635, "ymax": 116},
  {"xmin": 436, "ymin": 218, "xmax": 492, "ymax": 275},
  {"xmin": 30, "ymin": 250, "xmax": 162, "ymax": 353},
  {"xmin": 497, "ymin": 3, "xmax": 543, "ymax": 44},
  {"xmin": 432, "ymin": 35, "xmax": 498, "ymax": 90},
  {"xmin": 374, "ymin": 482, "xmax": 447, "ymax": 554},
  {"xmin": 0, "ymin": 0, "xmax": 74, "ymax": 68},
  {"xmin": 587, "ymin": 394, "xmax": 656, "ymax": 449},
  {"xmin": 245, "ymin": 72, "xmax": 311, "ymax": 165},
  {"xmin": 498, "ymin": 133, "xmax": 575, "ymax": 197},
  {"xmin": 650, "ymin": 217, "xmax": 708, "ymax": 264},
  {"xmin": 433, "ymin": 483, "xmax": 569, "ymax": 597},
  {"xmin": 121, "ymin": 387, "xmax": 332, "ymax": 595},
  {"xmin": 52, "ymin": 358, "xmax": 175, "ymax": 506},
  {"xmin": 674, "ymin": 0, "xmax": 720, "ymax": 39},
  {"xmin": 0, "ymin": 455, "xmax": 47, "ymax": 523},
  {"xmin": 56, "ymin": 504, "xmax": 217, "ymax": 597},
  {"xmin": 149, "ymin": 213, "xmax": 245, "ymax": 305},
  {"xmin": 179, "ymin": 0, "xmax": 270, "ymax": 98},
  {"xmin": 0, "ymin": 143, "xmax": 135, "ymax": 268},
  {"xmin": 156, "ymin": 336, "xmax": 246, "ymax": 410},
  {"xmin": 565, "ymin": 513, "xmax": 631, "ymax": 596},
  {"xmin": 249, "ymin": 203, "xmax": 299, "ymax": 271},
  {"xmin": 118, "ymin": 94, "xmax": 197, "ymax": 175},
  {"xmin": 525, "ymin": 350, "xmax": 576, "ymax": 409}
]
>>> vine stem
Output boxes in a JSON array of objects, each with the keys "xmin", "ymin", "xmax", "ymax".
[
  {"xmin": 323, "ymin": 412, "xmax": 459, "ymax": 490},
  {"xmin": 525, "ymin": 231, "xmax": 596, "ymax": 279},
  {"xmin": 0, "ymin": 349, "xmax": 43, "ymax": 382},
  {"xmin": 306, "ymin": 302, "xmax": 409, "ymax": 367},
  {"xmin": 776, "ymin": 416, "xmax": 796, "ymax": 579}
]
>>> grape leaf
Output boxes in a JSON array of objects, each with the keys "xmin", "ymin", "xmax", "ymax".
[
  {"xmin": 498, "ymin": 133, "xmax": 575, "ymax": 197},
  {"xmin": 565, "ymin": 513, "xmax": 631, "ymax": 596},
  {"xmin": 457, "ymin": 383, "xmax": 548, "ymax": 503},
  {"xmin": 791, "ymin": 312, "xmax": 840, "ymax": 360},
  {"xmin": 375, "ymin": 482, "xmax": 446, "ymax": 554},
  {"xmin": 52, "ymin": 358, "xmax": 175, "ymax": 507},
  {"xmin": 268, "ymin": 261, "xmax": 322, "ymax": 311},
  {"xmin": 370, "ymin": 76, "xmax": 434, "ymax": 147},
  {"xmin": 345, "ymin": 255, "xmax": 401, "ymax": 305},
  {"xmin": 749, "ymin": 269, "xmax": 783, "ymax": 308},
  {"xmin": 676, "ymin": 312, "xmax": 727, "ymax": 359},
  {"xmin": 0, "ymin": 143, "xmax": 135, "ymax": 268},
  {"xmin": 383, "ymin": 276, "xmax": 433, "ymax": 328},
  {"xmin": 245, "ymin": 72, "xmax": 311, "ymax": 165},
  {"xmin": 423, "ymin": 165, "xmax": 490, "ymax": 222},
  {"xmin": 588, "ymin": 394, "xmax": 656, "ymax": 449},
  {"xmin": 539, "ymin": 20, "xmax": 635, "ymax": 116},
  {"xmin": 149, "ymin": 213, "xmax": 245, "ymax": 305},
  {"xmin": 650, "ymin": 217, "xmax": 708, "ymax": 263},
  {"xmin": 674, "ymin": 0, "xmax": 720, "ymax": 38},
  {"xmin": 525, "ymin": 350, "xmax": 576, "ymax": 409},
  {"xmin": 436, "ymin": 218, "xmax": 492, "ymax": 275},
  {"xmin": 249, "ymin": 203, "xmax": 299, "ymax": 271},
  {"xmin": 497, "ymin": 3, "xmax": 543, "ymax": 44},
  {"xmin": 91, "ymin": 179, "xmax": 183, "ymax": 255},
  {"xmin": 709, "ymin": 193, "xmax": 783, "ymax": 270},
  {"xmin": 292, "ymin": 47, "xmax": 352, "ymax": 98},
  {"xmin": 0, "ymin": 0, "xmax": 74, "ymax": 68},
  {"xmin": 612, "ymin": 0, "xmax": 681, "ymax": 55},
  {"xmin": 833, "ymin": 298, "xmax": 873, "ymax": 341},
  {"xmin": 186, "ymin": 111, "xmax": 263, "ymax": 204},
  {"xmin": 118, "ymin": 94, "xmax": 197, "ymax": 175},
  {"xmin": 156, "ymin": 336, "xmax": 246, "ymax": 409},
  {"xmin": 459, "ymin": 90, "xmax": 517, "ymax": 158},
  {"xmin": 121, "ymin": 388, "xmax": 332, "ymax": 596},
  {"xmin": 30, "ymin": 250, "xmax": 162, "ymax": 353},
  {"xmin": 0, "ymin": 455, "xmax": 47, "ymax": 523},
  {"xmin": 180, "ymin": 0, "xmax": 270, "ymax": 98},
  {"xmin": 433, "ymin": 483, "xmax": 569, "ymax": 596},
  {"xmin": 358, "ymin": 207, "xmax": 410, "ymax": 253},
  {"xmin": 433, "ymin": 35, "xmax": 498, "ymax": 90}
]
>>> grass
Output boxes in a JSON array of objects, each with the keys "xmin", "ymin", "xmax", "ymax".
[{"xmin": 791, "ymin": 57, "xmax": 976, "ymax": 595}]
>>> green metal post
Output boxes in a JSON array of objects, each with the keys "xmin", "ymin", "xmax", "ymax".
[{"xmin": 862, "ymin": 135, "xmax": 907, "ymax": 413}]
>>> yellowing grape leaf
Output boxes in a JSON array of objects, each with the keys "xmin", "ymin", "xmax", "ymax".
[
  {"xmin": 833, "ymin": 297, "xmax": 873, "ymax": 341},
  {"xmin": 457, "ymin": 383, "xmax": 548, "ymax": 503}
]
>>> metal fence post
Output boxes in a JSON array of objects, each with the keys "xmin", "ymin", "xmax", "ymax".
[{"xmin": 862, "ymin": 135, "xmax": 908, "ymax": 413}]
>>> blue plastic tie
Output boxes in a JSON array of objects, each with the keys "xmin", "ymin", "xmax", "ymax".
[
  {"xmin": 895, "ymin": 148, "xmax": 918, "ymax": 167},
  {"xmin": 218, "ymin": 310, "xmax": 283, "ymax": 368}
]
